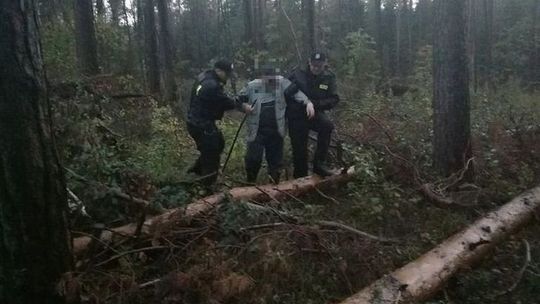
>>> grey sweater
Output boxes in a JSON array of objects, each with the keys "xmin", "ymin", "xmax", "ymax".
[{"xmin": 239, "ymin": 76, "xmax": 309, "ymax": 142}]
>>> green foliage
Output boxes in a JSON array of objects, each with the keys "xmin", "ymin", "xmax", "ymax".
[
  {"xmin": 95, "ymin": 20, "xmax": 138, "ymax": 76},
  {"xmin": 42, "ymin": 22, "xmax": 77, "ymax": 81},
  {"xmin": 128, "ymin": 105, "xmax": 189, "ymax": 183},
  {"xmin": 339, "ymin": 30, "xmax": 379, "ymax": 88},
  {"xmin": 219, "ymin": 117, "xmax": 248, "ymax": 180},
  {"xmin": 493, "ymin": 17, "xmax": 535, "ymax": 82}
]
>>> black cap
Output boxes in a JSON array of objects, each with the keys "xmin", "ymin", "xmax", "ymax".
[
  {"xmin": 214, "ymin": 60, "xmax": 234, "ymax": 75},
  {"xmin": 309, "ymin": 52, "xmax": 327, "ymax": 62}
]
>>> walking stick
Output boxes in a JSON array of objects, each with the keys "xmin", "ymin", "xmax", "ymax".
[
  {"xmin": 221, "ymin": 73, "xmax": 252, "ymax": 175},
  {"xmin": 222, "ymin": 113, "xmax": 249, "ymax": 174}
]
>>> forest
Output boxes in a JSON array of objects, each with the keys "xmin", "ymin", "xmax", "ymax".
[{"xmin": 0, "ymin": 0, "xmax": 539, "ymax": 303}]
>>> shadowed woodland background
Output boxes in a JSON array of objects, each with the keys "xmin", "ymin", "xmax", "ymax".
[{"xmin": 1, "ymin": 0, "xmax": 539, "ymax": 303}]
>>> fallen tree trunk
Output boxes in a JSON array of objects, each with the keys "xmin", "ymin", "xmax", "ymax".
[
  {"xmin": 339, "ymin": 186, "xmax": 540, "ymax": 304},
  {"xmin": 73, "ymin": 168, "xmax": 355, "ymax": 256}
]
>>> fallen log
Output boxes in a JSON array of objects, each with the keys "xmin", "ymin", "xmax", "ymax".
[
  {"xmin": 339, "ymin": 186, "xmax": 540, "ymax": 304},
  {"xmin": 73, "ymin": 167, "xmax": 355, "ymax": 256}
]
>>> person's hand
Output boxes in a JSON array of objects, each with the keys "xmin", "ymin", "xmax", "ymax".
[
  {"xmin": 306, "ymin": 101, "xmax": 315, "ymax": 119},
  {"xmin": 242, "ymin": 103, "xmax": 254, "ymax": 114}
]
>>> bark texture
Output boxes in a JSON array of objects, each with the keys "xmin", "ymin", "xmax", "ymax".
[
  {"xmin": 74, "ymin": 0, "xmax": 100, "ymax": 75},
  {"xmin": 432, "ymin": 0, "xmax": 471, "ymax": 176},
  {"xmin": 0, "ymin": 1, "xmax": 73, "ymax": 302}
]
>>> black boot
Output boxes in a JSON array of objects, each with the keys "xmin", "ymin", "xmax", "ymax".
[
  {"xmin": 246, "ymin": 171, "xmax": 258, "ymax": 184},
  {"xmin": 313, "ymin": 162, "xmax": 334, "ymax": 177},
  {"xmin": 269, "ymin": 171, "xmax": 280, "ymax": 184},
  {"xmin": 187, "ymin": 158, "xmax": 202, "ymax": 175}
]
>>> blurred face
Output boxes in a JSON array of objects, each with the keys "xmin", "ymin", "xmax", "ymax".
[
  {"xmin": 309, "ymin": 59, "xmax": 327, "ymax": 75},
  {"xmin": 262, "ymin": 75, "xmax": 278, "ymax": 92}
]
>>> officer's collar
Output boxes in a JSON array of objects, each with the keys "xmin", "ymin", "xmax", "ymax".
[
  {"xmin": 305, "ymin": 64, "xmax": 325, "ymax": 78},
  {"xmin": 211, "ymin": 70, "xmax": 227, "ymax": 86}
]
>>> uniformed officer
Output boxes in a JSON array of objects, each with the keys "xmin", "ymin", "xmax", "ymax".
[
  {"xmin": 286, "ymin": 52, "xmax": 340, "ymax": 178},
  {"xmin": 238, "ymin": 65, "xmax": 313, "ymax": 183},
  {"xmin": 186, "ymin": 60, "xmax": 241, "ymax": 185}
]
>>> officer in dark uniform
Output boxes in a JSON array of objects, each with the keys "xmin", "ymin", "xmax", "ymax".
[
  {"xmin": 286, "ymin": 52, "xmax": 340, "ymax": 178},
  {"xmin": 187, "ymin": 60, "xmax": 238, "ymax": 185}
]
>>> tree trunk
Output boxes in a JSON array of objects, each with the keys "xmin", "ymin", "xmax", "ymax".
[
  {"xmin": 122, "ymin": 0, "xmax": 134, "ymax": 49},
  {"xmin": 375, "ymin": 0, "xmax": 384, "ymax": 78},
  {"xmin": 73, "ymin": 168, "xmax": 356, "ymax": 256},
  {"xmin": 253, "ymin": 0, "xmax": 265, "ymax": 50},
  {"xmin": 530, "ymin": 0, "xmax": 540, "ymax": 89},
  {"xmin": 432, "ymin": 0, "xmax": 472, "ymax": 176},
  {"xmin": 351, "ymin": 0, "xmax": 365, "ymax": 32},
  {"xmin": 109, "ymin": 0, "xmax": 122, "ymax": 24},
  {"xmin": 407, "ymin": 0, "xmax": 413, "ymax": 75},
  {"xmin": 135, "ymin": 0, "xmax": 148, "ymax": 85},
  {"xmin": 396, "ymin": 0, "xmax": 402, "ymax": 77},
  {"xmin": 143, "ymin": 0, "xmax": 161, "ymax": 94},
  {"xmin": 157, "ymin": 0, "xmax": 177, "ymax": 104},
  {"xmin": 243, "ymin": 0, "xmax": 253, "ymax": 45},
  {"xmin": 466, "ymin": 0, "xmax": 477, "ymax": 92},
  {"xmin": 483, "ymin": 0, "xmax": 493, "ymax": 88},
  {"xmin": 303, "ymin": 0, "xmax": 316, "ymax": 54},
  {"xmin": 96, "ymin": 0, "xmax": 106, "ymax": 17},
  {"xmin": 0, "ymin": 1, "xmax": 74, "ymax": 303},
  {"xmin": 339, "ymin": 186, "xmax": 540, "ymax": 304},
  {"xmin": 74, "ymin": 0, "xmax": 100, "ymax": 76}
]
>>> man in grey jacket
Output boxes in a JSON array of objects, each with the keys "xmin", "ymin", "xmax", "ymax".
[{"xmin": 238, "ymin": 66, "xmax": 314, "ymax": 183}]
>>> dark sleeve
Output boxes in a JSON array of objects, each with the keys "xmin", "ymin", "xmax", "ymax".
[
  {"xmin": 198, "ymin": 80, "xmax": 236, "ymax": 110},
  {"xmin": 284, "ymin": 70, "xmax": 301, "ymax": 103},
  {"xmin": 286, "ymin": 70, "xmax": 296, "ymax": 82},
  {"xmin": 314, "ymin": 75, "xmax": 340, "ymax": 111},
  {"xmin": 283, "ymin": 82, "xmax": 300, "ymax": 100}
]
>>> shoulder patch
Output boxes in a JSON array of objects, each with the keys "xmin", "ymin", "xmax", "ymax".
[{"xmin": 319, "ymin": 84, "xmax": 329, "ymax": 90}]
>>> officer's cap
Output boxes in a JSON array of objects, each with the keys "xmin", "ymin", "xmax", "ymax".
[
  {"xmin": 309, "ymin": 52, "xmax": 328, "ymax": 62},
  {"xmin": 214, "ymin": 60, "xmax": 234, "ymax": 75}
]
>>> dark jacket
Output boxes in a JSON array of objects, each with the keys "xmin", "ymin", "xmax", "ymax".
[
  {"xmin": 188, "ymin": 70, "xmax": 236, "ymax": 127},
  {"xmin": 286, "ymin": 67, "xmax": 340, "ymax": 114}
]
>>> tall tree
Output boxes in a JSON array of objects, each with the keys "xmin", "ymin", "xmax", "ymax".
[
  {"xmin": 143, "ymin": 0, "xmax": 161, "ymax": 94},
  {"xmin": 157, "ymin": 0, "xmax": 177, "ymax": 103},
  {"xmin": 530, "ymin": 0, "xmax": 540, "ymax": 89},
  {"xmin": 110, "ymin": 0, "xmax": 122, "ymax": 24},
  {"xmin": 96, "ymin": 0, "xmax": 106, "ymax": 17},
  {"xmin": 243, "ymin": 0, "xmax": 253, "ymax": 45},
  {"xmin": 466, "ymin": 0, "xmax": 477, "ymax": 91},
  {"xmin": 303, "ymin": 0, "xmax": 316, "ymax": 54},
  {"xmin": 432, "ymin": 0, "xmax": 472, "ymax": 175},
  {"xmin": 373, "ymin": 0, "xmax": 384, "ymax": 77},
  {"xmin": 74, "ymin": 0, "xmax": 100, "ymax": 75},
  {"xmin": 0, "ymin": 1, "xmax": 74, "ymax": 303},
  {"xmin": 253, "ymin": 0, "xmax": 266, "ymax": 50},
  {"xmin": 483, "ymin": 0, "xmax": 493, "ymax": 86}
]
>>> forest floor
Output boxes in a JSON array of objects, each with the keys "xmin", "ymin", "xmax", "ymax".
[{"xmin": 54, "ymin": 75, "xmax": 540, "ymax": 304}]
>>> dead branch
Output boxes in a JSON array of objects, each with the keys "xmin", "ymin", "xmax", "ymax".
[
  {"xmin": 65, "ymin": 168, "xmax": 152, "ymax": 209},
  {"xmin": 418, "ymin": 183, "xmax": 456, "ymax": 208},
  {"xmin": 95, "ymin": 245, "xmax": 170, "ymax": 267},
  {"xmin": 339, "ymin": 186, "xmax": 540, "ymax": 304},
  {"xmin": 73, "ymin": 168, "xmax": 356, "ymax": 256},
  {"xmin": 243, "ymin": 202, "xmax": 396, "ymax": 243},
  {"xmin": 313, "ymin": 186, "xmax": 341, "ymax": 204},
  {"xmin": 315, "ymin": 220, "xmax": 396, "ymax": 243},
  {"xmin": 496, "ymin": 239, "xmax": 531, "ymax": 296}
]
